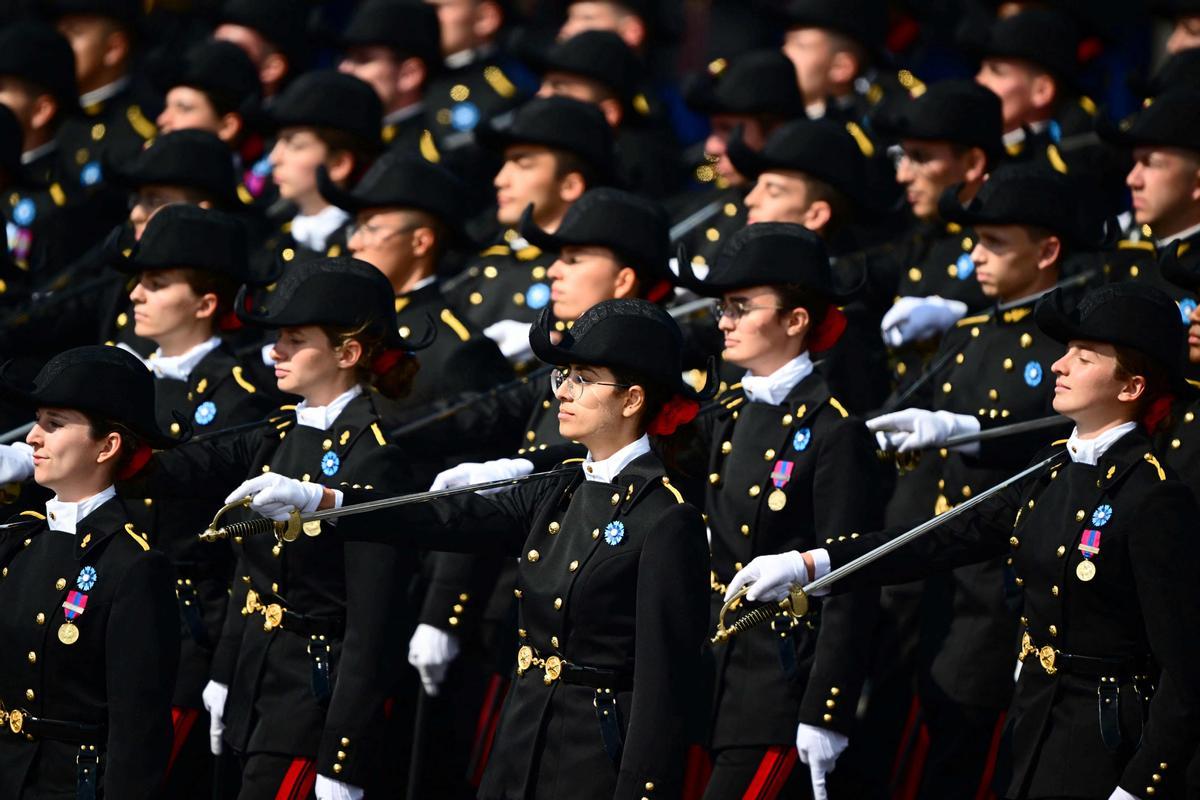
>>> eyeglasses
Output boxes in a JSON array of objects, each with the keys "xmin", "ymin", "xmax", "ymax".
[
  {"xmin": 347, "ymin": 221, "xmax": 421, "ymax": 244},
  {"xmin": 712, "ymin": 299, "xmax": 786, "ymax": 323},
  {"xmin": 129, "ymin": 192, "xmax": 187, "ymax": 215},
  {"xmin": 550, "ymin": 367, "xmax": 631, "ymax": 400}
]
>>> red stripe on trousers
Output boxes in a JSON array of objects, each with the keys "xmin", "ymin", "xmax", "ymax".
[
  {"xmin": 682, "ymin": 744, "xmax": 713, "ymax": 800},
  {"xmin": 742, "ymin": 745, "xmax": 798, "ymax": 800},
  {"xmin": 973, "ymin": 711, "xmax": 1006, "ymax": 800},
  {"xmin": 276, "ymin": 757, "xmax": 317, "ymax": 800},
  {"xmin": 167, "ymin": 707, "xmax": 199, "ymax": 776},
  {"xmin": 469, "ymin": 674, "xmax": 510, "ymax": 787}
]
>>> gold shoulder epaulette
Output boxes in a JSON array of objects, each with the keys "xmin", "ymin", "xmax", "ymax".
[
  {"xmin": 561, "ymin": 457, "xmax": 586, "ymax": 465},
  {"xmin": 124, "ymin": 523, "xmax": 150, "ymax": 551},
  {"xmin": 1143, "ymin": 453, "xmax": 1166, "ymax": 481},
  {"xmin": 480, "ymin": 245, "xmax": 510, "ymax": 257},
  {"xmin": 660, "ymin": 476, "xmax": 685, "ymax": 504},
  {"xmin": 483, "ymin": 65, "xmax": 516, "ymax": 98},
  {"xmin": 514, "ymin": 245, "xmax": 543, "ymax": 262},
  {"xmin": 420, "ymin": 129, "xmax": 440, "ymax": 163},
  {"xmin": 956, "ymin": 313, "xmax": 991, "ymax": 328},
  {"xmin": 1117, "ymin": 240, "xmax": 1156, "ymax": 252},
  {"xmin": 828, "ymin": 398, "xmax": 850, "ymax": 418},
  {"xmin": 440, "ymin": 308, "xmax": 471, "ymax": 342},
  {"xmin": 126, "ymin": 105, "xmax": 157, "ymax": 140},
  {"xmin": 19, "ymin": 510, "xmax": 45, "ymax": 520},
  {"xmin": 370, "ymin": 422, "xmax": 386, "ymax": 446},
  {"xmin": 232, "ymin": 366, "xmax": 257, "ymax": 394},
  {"xmin": 1046, "ymin": 144, "xmax": 1068, "ymax": 174},
  {"xmin": 1052, "ymin": 438, "xmax": 1069, "ymax": 446}
]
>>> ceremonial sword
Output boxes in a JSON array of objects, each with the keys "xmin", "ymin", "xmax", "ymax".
[{"xmin": 711, "ymin": 449, "xmax": 1067, "ymax": 644}]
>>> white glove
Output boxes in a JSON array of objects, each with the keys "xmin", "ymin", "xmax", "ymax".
[
  {"xmin": 314, "ymin": 775, "xmax": 364, "ymax": 800},
  {"xmin": 881, "ymin": 296, "xmax": 968, "ymax": 347},
  {"xmin": 408, "ymin": 623, "xmax": 462, "ymax": 696},
  {"xmin": 1106, "ymin": 788, "xmax": 1139, "ymax": 800},
  {"xmin": 867, "ymin": 409, "xmax": 981, "ymax": 454},
  {"xmin": 483, "ymin": 319, "xmax": 534, "ymax": 361},
  {"xmin": 201, "ymin": 680, "xmax": 228, "ymax": 755},
  {"xmin": 0, "ymin": 442, "xmax": 34, "ymax": 483},
  {"xmin": 796, "ymin": 723, "xmax": 849, "ymax": 800},
  {"xmin": 224, "ymin": 473, "xmax": 324, "ymax": 521},
  {"xmin": 724, "ymin": 551, "xmax": 810, "ymax": 603},
  {"xmin": 430, "ymin": 458, "xmax": 534, "ymax": 496}
]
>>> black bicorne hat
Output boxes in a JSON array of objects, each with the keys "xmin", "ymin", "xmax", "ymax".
[
  {"xmin": 341, "ymin": 0, "xmax": 442, "ymax": 69},
  {"xmin": 1099, "ymin": 88, "xmax": 1200, "ymax": 154},
  {"xmin": 530, "ymin": 298, "xmax": 716, "ymax": 431},
  {"xmin": 159, "ymin": 39, "xmax": 261, "ymax": 115},
  {"xmin": 236, "ymin": 256, "xmax": 433, "ymax": 352},
  {"xmin": 682, "ymin": 49, "xmax": 805, "ymax": 119},
  {"xmin": 1034, "ymin": 283, "xmax": 1187, "ymax": 382},
  {"xmin": 936, "ymin": 163, "xmax": 1110, "ymax": 250},
  {"xmin": 109, "ymin": 204, "xmax": 257, "ymax": 284},
  {"xmin": 961, "ymin": 8, "xmax": 1081, "ymax": 87},
  {"xmin": 1161, "ymin": 238, "xmax": 1200, "ymax": 292},
  {"xmin": 870, "ymin": 79, "xmax": 1004, "ymax": 167},
  {"xmin": 105, "ymin": 129, "xmax": 240, "ymax": 208},
  {"xmin": 265, "ymin": 70, "xmax": 383, "ymax": 149},
  {"xmin": 0, "ymin": 346, "xmax": 180, "ymax": 450},
  {"xmin": 317, "ymin": 151, "xmax": 465, "ymax": 228},
  {"xmin": 778, "ymin": 0, "xmax": 888, "ymax": 55},
  {"xmin": 0, "ymin": 21, "xmax": 78, "ymax": 116},
  {"xmin": 476, "ymin": 96, "xmax": 615, "ymax": 181},
  {"xmin": 528, "ymin": 30, "xmax": 641, "ymax": 103},
  {"xmin": 517, "ymin": 188, "xmax": 672, "ymax": 302}
]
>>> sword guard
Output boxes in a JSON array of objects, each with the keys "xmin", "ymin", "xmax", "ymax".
[
  {"xmin": 199, "ymin": 496, "xmax": 253, "ymax": 542},
  {"xmin": 710, "ymin": 583, "xmax": 810, "ymax": 645}
]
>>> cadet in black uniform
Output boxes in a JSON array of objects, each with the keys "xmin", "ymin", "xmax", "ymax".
[
  {"xmin": 868, "ymin": 164, "xmax": 1098, "ymax": 799},
  {"xmin": 336, "ymin": 0, "xmax": 443, "ymax": 158},
  {"xmin": 673, "ymin": 50, "xmax": 805, "ymax": 276},
  {"xmin": 125, "ymin": 258, "xmax": 424, "ymax": 800},
  {"xmin": 671, "ymin": 223, "xmax": 884, "ymax": 799},
  {"xmin": 730, "ymin": 282, "xmax": 1200, "ymax": 800},
  {"xmin": 443, "ymin": 96, "xmax": 615, "ymax": 359},
  {"xmin": 154, "ymin": 39, "xmax": 261, "ymax": 150},
  {"xmin": 319, "ymin": 150, "xmax": 512, "ymax": 425},
  {"xmin": 254, "ymin": 71, "xmax": 383, "ymax": 274},
  {"xmin": 0, "ymin": 346, "xmax": 180, "ymax": 799},
  {"xmin": 110, "ymin": 204, "xmax": 275, "ymax": 797},
  {"xmin": 231, "ymin": 297, "xmax": 714, "ymax": 800}
]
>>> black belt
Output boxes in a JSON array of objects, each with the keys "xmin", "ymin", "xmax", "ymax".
[
  {"xmin": 280, "ymin": 609, "xmax": 344, "ymax": 638},
  {"xmin": 0, "ymin": 707, "xmax": 104, "ymax": 745},
  {"xmin": 559, "ymin": 663, "xmax": 633, "ymax": 692},
  {"xmin": 1053, "ymin": 651, "xmax": 1151, "ymax": 680}
]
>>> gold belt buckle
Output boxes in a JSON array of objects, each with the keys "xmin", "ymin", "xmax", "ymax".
[
  {"xmin": 1018, "ymin": 631, "xmax": 1035, "ymax": 662},
  {"xmin": 8, "ymin": 709, "xmax": 23, "ymax": 735},
  {"xmin": 1038, "ymin": 645, "xmax": 1057, "ymax": 676},
  {"xmin": 516, "ymin": 645, "xmax": 533, "ymax": 676},
  {"xmin": 262, "ymin": 603, "xmax": 283, "ymax": 631},
  {"xmin": 542, "ymin": 655, "xmax": 562, "ymax": 685},
  {"xmin": 243, "ymin": 589, "xmax": 261, "ymax": 616}
]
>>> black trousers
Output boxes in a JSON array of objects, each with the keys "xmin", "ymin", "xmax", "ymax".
[
  {"xmin": 703, "ymin": 746, "xmax": 815, "ymax": 800},
  {"xmin": 917, "ymin": 684, "xmax": 1005, "ymax": 800}
]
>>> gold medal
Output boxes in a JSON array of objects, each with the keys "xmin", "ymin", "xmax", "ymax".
[
  {"xmin": 302, "ymin": 520, "xmax": 322, "ymax": 537},
  {"xmin": 516, "ymin": 645, "xmax": 533, "ymax": 675},
  {"xmin": 1076, "ymin": 559, "xmax": 1096, "ymax": 582},
  {"xmin": 767, "ymin": 488, "xmax": 787, "ymax": 512},
  {"xmin": 58, "ymin": 621, "xmax": 78, "ymax": 645}
]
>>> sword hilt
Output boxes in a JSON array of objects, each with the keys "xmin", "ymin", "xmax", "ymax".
[
  {"xmin": 710, "ymin": 584, "xmax": 809, "ymax": 645},
  {"xmin": 199, "ymin": 499, "xmax": 300, "ymax": 543}
]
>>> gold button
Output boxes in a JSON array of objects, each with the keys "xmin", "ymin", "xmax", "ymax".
[
  {"xmin": 116, "ymin": 312, "xmax": 128, "ymax": 328},
  {"xmin": 1009, "ymin": 536, "xmax": 1019, "ymax": 548},
  {"xmin": 551, "ymin": 636, "xmax": 559, "ymax": 648},
  {"xmin": 908, "ymin": 267, "xmax": 921, "ymax": 282},
  {"xmin": 322, "ymin": 439, "xmax": 332, "ymax": 451},
  {"xmin": 527, "ymin": 550, "xmax": 540, "ymax": 563},
  {"xmin": 705, "ymin": 227, "xmax": 720, "ymax": 242},
  {"xmin": 1020, "ymin": 333, "xmax": 1033, "ymax": 348},
  {"xmin": 548, "ymin": 521, "xmax": 560, "ymax": 534},
  {"xmin": 1021, "ymin": 616, "xmax": 1029, "ymax": 626},
  {"xmin": 988, "ymin": 388, "xmax": 998, "ymax": 401},
  {"xmin": 592, "ymin": 528, "xmax": 600, "ymax": 540},
  {"xmin": 333, "ymin": 764, "xmax": 343, "ymax": 774},
  {"xmin": 1075, "ymin": 509, "xmax": 1085, "ymax": 522},
  {"xmin": 91, "ymin": 122, "xmax": 106, "ymax": 140},
  {"xmin": 646, "ymin": 782, "xmax": 655, "ymax": 791},
  {"xmin": 611, "ymin": 493, "xmax": 620, "ymax": 505},
  {"xmin": 708, "ymin": 473, "xmax": 720, "ymax": 485},
  {"xmin": 27, "ymin": 651, "xmax": 35, "ymax": 664},
  {"xmin": 35, "ymin": 613, "xmax": 45, "ymax": 625},
  {"xmin": 341, "ymin": 736, "xmax": 351, "ymax": 746},
  {"xmin": 55, "ymin": 578, "xmax": 66, "ymax": 590},
  {"xmin": 763, "ymin": 449, "xmax": 775, "ymax": 460},
  {"xmin": 1056, "ymin": 545, "xmax": 1066, "ymax": 558},
  {"xmin": 469, "ymin": 291, "xmax": 483, "ymax": 305},
  {"xmin": 1186, "ymin": 412, "xmax": 1195, "ymax": 423},
  {"xmin": 1051, "ymin": 585, "xmax": 1059, "ymax": 596},
  {"xmin": 569, "ymin": 560, "xmax": 579, "ymax": 572},
  {"xmin": 453, "ymin": 604, "xmax": 463, "ymax": 613},
  {"xmin": 514, "ymin": 589, "xmax": 523, "ymax": 598},
  {"xmin": 1014, "ymin": 577, "xmax": 1024, "ymax": 587},
  {"xmin": 942, "ymin": 382, "xmax": 952, "ymax": 394},
  {"xmin": 531, "ymin": 266, "xmax": 547, "ymax": 279},
  {"xmin": 459, "ymin": 593, "xmax": 469, "ymax": 601},
  {"xmin": 282, "ymin": 247, "xmax": 295, "ymax": 262},
  {"xmin": 740, "ymin": 524, "xmax": 750, "ymax": 536},
  {"xmin": 720, "ymin": 441, "xmax": 732, "ymax": 454},
  {"xmin": 170, "ymin": 422, "xmax": 181, "ymax": 435},
  {"xmin": 830, "ymin": 687, "xmax": 840, "ymax": 696},
  {"xmin": 781, "ymin": 414, "xmax": 793, "ymax": 426},
  {"xmin": 825, "ymin": 699, "xmax": 835, "ymax": 708},
  {"xmin": 1048, "ymin": 625, "xmax": 1057, "ymax": 636},
  {"xmin": 483, "ymin": 265, "xmax": 498, "ymax": 278},
  {"xmin": 748, "ymin": 485, "xmax": 761, "ymax": 497},
  {"xmin": 1172, "ymin": 438, "xmax": 1181, "ymax": 449},
  {"xmin": 1145, "ymin": 788, "xmax": 1154, "ymax": 796},
  {"xmin": 25, "ymin": 689, "xmax": 34, "ymax": 701},
  {"xmin": 822, "ymin": 713, "xmax": 832, "ymax": 722},
  {"xmin": 448, "ymin": 616, "xmax": 459, "ymax": 626},
  {"xmin": 553, "ymin": 597, "xmax": 562, "ymax": 610},
  {"xmin": 1003, "ymin": 358, "xmax": 1014, "ymax": 371},
  {"xmin": 337, "ymin": 750, "xmax": 346, "ymax": 760},
  {"xmin": 1161, "ymin": 763, "xmax": 1169, "ymax": 770}
]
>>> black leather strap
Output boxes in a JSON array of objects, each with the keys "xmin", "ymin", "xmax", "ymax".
[
  {"xmin": 175, "ymin": 581, "xmax": 212, "ymax": 648},
  {"xmin": 308, "ymin": 636, "xmax": 333, "ymax": 704},
  {"xmin": 282, "ymin": 609, "xmax": 345, "ymax": 638},
  {"xmin": 592, "ymin": 689, "xmax": 624, "ymax": 763},
  {"xmin": 75, "ymin": 747, "xmax": 100, "ymax": 800},
  {"xmin": 1055, "ymin": 651, "xmax": 1148, "ymax": 679},
  {"xmin": 13, "ymin": 712, "xmax": 104, "ymax": 745},
  {"xmin": 559, "ymin": 663, "xmax": 633, "ymax": 691}
]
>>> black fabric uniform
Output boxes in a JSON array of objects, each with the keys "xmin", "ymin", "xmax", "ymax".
[
  {"xmin": 445, "ymin": 232, "xmax": 558, "ymax": 332},
  {"xmin": 423, "ymin": 50, "xmax": 536, "ymax": 155},
  {"xmin": 670, "ymin": 187, "xmax": 747, "ymax": 278},
  {"xmin": 0, "ymin": 499, "xmax": 179, "ymax": 799},
  {"xmin": 335, "ymin": 451, "xmax": 710, "ymax": 800},
  {"xmin": 129, "ymin": 391, "xmax": 417, "ymax": 794},
  {"xmin": 824, "ymin": 431, "xmax": 1200, "ymax": 799},
  {"xmin": 699, "ymin": 372, "xmax": 884, "ymax": 796}
]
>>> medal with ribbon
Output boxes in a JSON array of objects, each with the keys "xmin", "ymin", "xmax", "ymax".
[
  {"xmin": 1076, "ymin": 528, "xmax": 1100, "ymax": 582},
  {"xmin": 768, "ymin": 460, "xmax": 794, "ymax": 512},
  {"xmin": 59, "ymin": 589, "xmax": 88, "ymax": 645}
]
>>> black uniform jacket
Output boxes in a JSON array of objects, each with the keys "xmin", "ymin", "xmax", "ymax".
[
  {"xmin": 444, "ymin": 232, "xmax": 559, "ymax": 333},
  {"xmin": 335, "ymin": 452, "xmax": 710, "ymax": 800},
  {"xmin": 127, "ymin": 390, "xmax": 416, "ymax": 787},
  {"xmin": 0, "ymin": 498, "xmax": 179, "ymax": 799},
  {"xmin": 133, "ymin": 345, "xmax": 275, "ymax": 707},
  {"xmin": 825, "ymin": 431, "xmax": 1200, "ymax": 799},
  {"xmin": 700, "ymin": 372, "xmax": 884, "ymax": 746}
]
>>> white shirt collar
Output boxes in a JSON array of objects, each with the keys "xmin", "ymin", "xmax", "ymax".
[
  {"xmin": 79, "ymin": 76, "xmax": 131, "ymax": 108},
  {"xmin": 46, "ymin": 486, "xmax": 117, "ymax": 534},
  {"xmin": 290, "ymin": 205, "xmax": 350, "ymax": 252},
  {"xmin": 741, "ymin": 353, "xmax": 814, "ymax": 405},
  {"xmin": 1156, "ymin": 219, "xmax": 1200, "ymax": 248},
  {"xmin": 143, "ymin": 337, "xmax": 222, "ymax": 381},
  {"xmin": 295, "ymin": 385, "xmax": 362, "ymax": 431},
  {"xmin": 407, "ymin": 274, "xmax": 437, "ymax": 293},
  {"xmin": 384, "ymin": 102, "xmax": 424, "ymax": 126},
  {"xmin": 1065, "ymin": 421, "xmax": 1137, "ymax": 466},
  {"xmin": 20, "ymin": 140, "xmax": 57, "ymax": 166},
  {"xmin": 583, "ymin": 435, "xmax": 651, "ymax": 484},
  {"xmin": 443, "ymin": 43, "xmax": 496, "ymax": 70}
]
